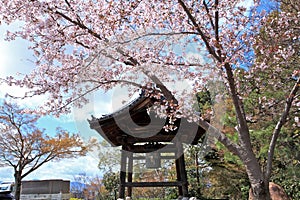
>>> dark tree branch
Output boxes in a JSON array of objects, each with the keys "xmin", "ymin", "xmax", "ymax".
[
  {"xmin": 203, "ymin": 0, "xmax": 215, "ymax": 30},
  {"xmin": 214, "ymin": 0, "xmax": 222, "ymax": 58},
  {"xmin": 265, "ymin": 77, "xmax": 300, "ymax": 181},
  {"xmin": 178, "ymin": 0, "xmax": 221, "ymax": 62},
  {"xmin": 223, "ymin": 63, "xmax": 250, "ymax": 145}
]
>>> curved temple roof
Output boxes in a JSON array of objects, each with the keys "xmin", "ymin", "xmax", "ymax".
[{"xmin": 88, "ymin": 95, "xmax": 206, "ymax": 147}]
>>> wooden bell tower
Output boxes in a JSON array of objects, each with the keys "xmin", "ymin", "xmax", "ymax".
[{"xmin": 89, "ymin": 95, "xmax": 206, "ymax": 199}]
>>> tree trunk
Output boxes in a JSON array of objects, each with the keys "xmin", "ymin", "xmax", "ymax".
[
  {"xmin": 14, "ymin": 171, "xmax": 22, "ymax": 200},
  {"xmin": 249, "ymin": 180, "xmax": 270, "ymax": 200},
  {"xmin": 237, "ymin": 140, "xmax": 270, "ymax": 200}
]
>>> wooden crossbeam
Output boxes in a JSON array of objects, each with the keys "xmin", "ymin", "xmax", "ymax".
[{"xmin": 124, "ymin": 181, "xmax": 183, "ymax": 187}]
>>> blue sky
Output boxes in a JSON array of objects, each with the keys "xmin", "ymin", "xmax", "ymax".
[{"xmin": 0, "ymin": 23, "xmax": 114, "ymax": 182}]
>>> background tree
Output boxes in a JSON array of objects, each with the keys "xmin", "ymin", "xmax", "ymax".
[
  {"xmin": 94, "ymin": 140, "xmax": 121, "ymax": 199},
  {"xmin": 97, "ymin": 140, "xmax": 121, "ymax": 173},
  {"xmin": 71, "ymin": 173, "xmax": 103, "ymax": 200},
  {"xmin": 188, "ymin": 86, "xmax": 249, "ymax": 199},
  {"xmin": 131, "ymin": 166, "xmax": 168, "ymax": 199},
  {"xmin": 102, "ymin": 170, "xmax": 120, "ymax": 200},
  {"xmin": 184, "ymin": 144, "xmax": 205, "ymax": 199},
  {"xmin": 0, "ymin": 1, "xmax": 299, "ymax": 199},
  {"xmin": 71, "ymin": 172, "xmax": 89, "ymax": 199},
  {"xmin": 85, "ymin": 175, "xmax": 104, "ymax": 200},
  {"xmin": 0, "ymin": 101, "xmax": 94, "ymax": 200}
]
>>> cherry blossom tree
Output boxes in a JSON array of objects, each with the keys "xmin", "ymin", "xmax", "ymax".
[{"xmin": 0, "ymin": 0, "xmax": 299, "ymax": 199}]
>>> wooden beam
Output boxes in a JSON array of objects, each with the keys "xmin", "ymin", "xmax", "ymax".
[
  {"xmin": 124, "ymin": 144, "xmax": 177, "ymax": 153},
  {"xmin": 116, "ymin": 134, "xmax": 176, "ymax": 145},
  {"xmin": 124, "ymin": 181, "xmax": 183, "ymax": 187},
  {"xmin": 133, "ymin": 155, "xmax": 176, "ymax": 160}
]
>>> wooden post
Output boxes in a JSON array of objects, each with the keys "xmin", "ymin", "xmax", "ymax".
[
  {"xmin": 175, "ymin": 158, "xmax": 183, "ymax": 196},
  {"xmin": 177, "ymin": 142, "xmax": 189, "ymax": 198},
  {"xmin": 119, "ymin": 147, "xmax": 127, "ymax": 199},
  {"xmin": 178, "ymin": 154, "xmax": 188, "ymax": 197},
  {"xmin": 127, "ymin": 151, "xmax": 133, "ymax": 197}
]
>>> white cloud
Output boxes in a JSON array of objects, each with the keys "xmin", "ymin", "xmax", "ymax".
[
  {"xmin": 0, "ymin": 84, "xmax": 50, "ymax": 109},
  {"xmin": 27, "ymin": 154, "xmax": 101, "ymax": 181},
  {"xmin": 71, "ymin": 90, "xmax": 113, "ymax": 123},
  {"xmin": 0, "ymin": 23, "xmax": 35, "ymax": 78},
  {"xmin": 0, "ymin": 23, "xmax": 48, "ymax": 108},
  {"xmin": 186, "ymin": 52, "xmax": 206, "ymax": 65},
  {"xmin": 237, "ymin": 0, "xmax": 254, "ymax": 16},
  {"xmin": 0, "ymin": 153, "xmax": 102, "ymax": 182},
  {"xmin": 0, "ymin": 167, "xmax": 13, "ymax": 182},
  {"xmin": 239, "ymin": 0, "xmax": 254, "ymax": 9}
]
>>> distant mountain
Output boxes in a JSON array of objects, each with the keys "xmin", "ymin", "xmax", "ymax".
[{"xmin": 70, "ymin": 181, "xmax": 86, "ymax": 191}]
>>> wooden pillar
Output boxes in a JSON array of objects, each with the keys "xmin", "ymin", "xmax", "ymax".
[
  {"xmin": 177, "ymin": 143, "xmax": 188, "ymax": 198},
  {"xmin": 127, "ymin": 151, "xmax": 133, "ymax": 197},
  {"xmin": 178, "ymin": 153, "xmax": 188, "ymax": 197},
  {"xmin": 175, "ymin": 158, "xmax": 183, "ymax": 196},
  {"xmin": 119, "ymin": 147, "xmax": 127, "ymax": 199}
]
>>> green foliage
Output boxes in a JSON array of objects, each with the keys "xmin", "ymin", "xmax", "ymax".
[
  {"xmin": 163, "ymin": 187, "xmax": 178, "ymax": 200},
  {"xmin": 184, "ymin": 144, "xmax": 205, "ymax": 199},
  {"xmin": 98, "ymin": 140, "xmax": 121, "ymax": 172},
  {"xmin": 249, "ymin": 126, "xmax": 274, "ymax": 161},
  {"xmin": 242, "ymin": 68, "xmax": 300, "ymax": 198},
  {"xmin": 272, "ymin": 165, "xmax": 300, "ymax": 199},
  {"xmin": 200, "ymin": 152, "xmax": 249, "ymax": 199},
  {"xmin": 194, "ymin": 89, "xmax": 212, "ymax": 113},
  {"xmin": 134, "ymin": 198, "xmax": 174, "ymax": 200},
  {"xmin": 102, "ymin": 170, "xmax": 120, "ymax": 198},
  {"xmin": 270, "ymin": 127, "xmax": 300, "ymax": 199},
  {"xmin": 182, "ymin": 143, "xmax": 249, "ymax": 199}
]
